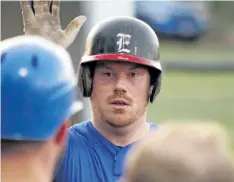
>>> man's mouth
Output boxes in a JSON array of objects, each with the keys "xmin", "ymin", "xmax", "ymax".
[{"xmin": 109, "ymin": 99, "xmax": 130, "ymax": 106}]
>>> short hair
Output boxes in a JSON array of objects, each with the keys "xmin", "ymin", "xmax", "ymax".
[
  {"xmin": 1, "ymin": 139, "xmax": 45, "ymax": 155},
  {"xmin": 123, "ymin": 121, "xmax": 234, "ymax": 182}
]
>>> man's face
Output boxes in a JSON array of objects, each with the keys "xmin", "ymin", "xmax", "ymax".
[{"xmin": 91, "ymin": 61, "xmax": 151, "ymax": 127}]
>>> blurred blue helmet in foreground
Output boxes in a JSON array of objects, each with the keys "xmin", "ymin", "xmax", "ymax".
[{"xmin": 1, "ymin": 35, "xmax": 83, "ymax": 141}]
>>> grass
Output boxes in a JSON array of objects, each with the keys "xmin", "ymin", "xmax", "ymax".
[
  {"xmin": 160, "ymin": 40, "xmax": 234, "ymax": 62},
  {"xmin": 147, "ymin": 71, "xmax": 234, "ymax": 148}
]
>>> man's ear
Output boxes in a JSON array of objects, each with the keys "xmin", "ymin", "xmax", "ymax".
[{"xmin": 55, "ymin": 122, "xmax": 68, "ymax": 145}]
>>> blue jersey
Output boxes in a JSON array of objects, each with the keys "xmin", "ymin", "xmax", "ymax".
[{"xmin": 54, "ymin": 121, "xmax": 159, "ymax": 182}]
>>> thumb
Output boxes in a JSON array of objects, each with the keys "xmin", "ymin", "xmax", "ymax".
[{"xmin": 64, "ymin": 15, "xmax": 86, "ymax": 47}]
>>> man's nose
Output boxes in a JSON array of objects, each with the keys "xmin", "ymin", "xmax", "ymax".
[{"xmin": 114, "ymin": 74, "xmax": 127, "ymax": 94}]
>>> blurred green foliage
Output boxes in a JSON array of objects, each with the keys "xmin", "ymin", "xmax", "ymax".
[{"xmin": 148, "ymin": 72, "xmax": 234, "ymax": 149}]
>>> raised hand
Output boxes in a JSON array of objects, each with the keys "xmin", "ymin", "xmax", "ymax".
[{"xmin": 20, "ymin": 0, "xmax": 86, "ymax": 48}]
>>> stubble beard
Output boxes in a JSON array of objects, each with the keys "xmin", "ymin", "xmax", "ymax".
[
  {"xmin": 91, "ymin": 98, "xmax": 148, "ymax": 129},
  {"xmin": 104, "ymin": 105, "xmax": 148, "ymax": 128}
]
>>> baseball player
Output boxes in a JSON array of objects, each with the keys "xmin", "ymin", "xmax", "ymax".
[
  {"xmin": 20, "ymin": 1, "xmax": 162, "ymax": 182},
  {"xmin": 1, "ymin": 35, "xmax": 83, "ymax": 182},
  {"xmin": 122, "ymin": 121, "xmax": 234, "ymax": 182}
]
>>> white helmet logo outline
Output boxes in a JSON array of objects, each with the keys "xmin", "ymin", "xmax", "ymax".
[{"xmin": 116, "ymin": 33, "xmax": 131, "ymax": 53}]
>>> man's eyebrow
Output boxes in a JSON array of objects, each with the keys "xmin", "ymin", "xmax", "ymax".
[
  {"xmin": 96, "ymin": 62, "xmax": 146, "ymax": 70},
  {"xmin": 129, "ymin": 64, "xmax": 145, "ymax": 70},
  {"xmin": 96, "ymin": 63, "xmax": 112, "ymax": 69}
]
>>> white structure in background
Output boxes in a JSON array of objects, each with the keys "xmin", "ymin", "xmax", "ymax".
[
  {"xmin": 84, "ymin": 1, "xmax": 135, "ymax": 27},
  {"xmin": 79, "ymin": 1, "xmax": 134, "ymax": 122}
]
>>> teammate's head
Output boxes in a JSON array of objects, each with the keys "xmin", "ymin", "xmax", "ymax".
[
  {"xmin": 78, "ymin": 16, "xmax": 161, "ymax": 127},
  {"xmin": 1, "ymin": 35, "xmax": 83, "ymax": 180},
  {"xmin": 122, "ymin": 121, "xmax": 234, "ymax": 182}
]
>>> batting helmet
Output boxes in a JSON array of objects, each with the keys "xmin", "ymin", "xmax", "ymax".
[
  {"xmin": 78, "ymin": 16, "xmax": 162, "ymax": 103},
  {"xmin": 1, "ymin": 35, "xmax": 83, "ymax": 141}
]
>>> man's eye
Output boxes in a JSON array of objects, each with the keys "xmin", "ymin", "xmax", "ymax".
[
  {"xmin": 103, "ymin": 72, "xmax": 112, "ymax": 76},
  {"xmin": 130, "ymin": 72, "xmax": 138, "ymax": 77}
]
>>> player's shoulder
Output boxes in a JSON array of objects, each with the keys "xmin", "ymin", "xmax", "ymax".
[
  {"xmin": 69, "ymin": 120, "xmax": 90, "ymax": 135},
  {"xmin": 68, "ymin": 120, "xmax": 93, "ymax": 143},
  {"xmin": 69, "ymin": 120, "xmax": 90, "ymax": 131},
  {"xmin": 149, "ymin": 122, "xmax": 161, "ymax": 130}
]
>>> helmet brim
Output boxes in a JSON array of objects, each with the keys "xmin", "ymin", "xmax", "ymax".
[{"xmin": 81, "ymin": 53, "xmax": 162, "ymax": 72}]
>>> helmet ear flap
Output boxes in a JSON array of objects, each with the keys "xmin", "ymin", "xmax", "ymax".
[
  {"xmin": 78, "ymin": 64, "xmax": 93, "ymax": 97},
  {"xmin": 149, "ymin": 74, "xmax": 162, "ymax": 103}
]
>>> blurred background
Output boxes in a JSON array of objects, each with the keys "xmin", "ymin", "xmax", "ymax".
[{"xmin": 1, "ymin": 1, "xmax": 234, "ymax": 148}]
